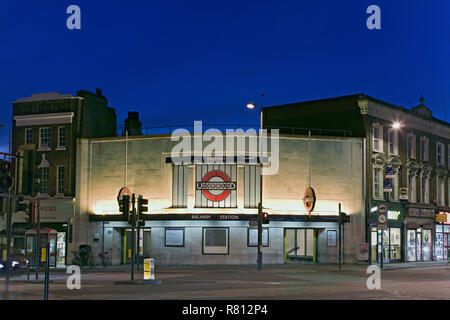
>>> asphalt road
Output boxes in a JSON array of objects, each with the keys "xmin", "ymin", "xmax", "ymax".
[{"xmin": 0, "ymin": 264, "xmax": 449, "ymax": 300}]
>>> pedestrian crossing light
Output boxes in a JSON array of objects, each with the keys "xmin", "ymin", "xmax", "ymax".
[
  {"xmin": 0, "ymin": 159, "xmax": 13, "ymax": 193},
  {"xmin": 119, "ymin": 195, "xmax": 130, "ymax": 222},
  {"xmin": 137, "ymin": 195, "xmax": 148, "ymax": 217},
  {"xmin": 263, "ymin": 212, "xmax": 269, "ymax": 224},
  {"xmin": 25, "ymin": 202, "xmax": 35, "ymax": 226}
]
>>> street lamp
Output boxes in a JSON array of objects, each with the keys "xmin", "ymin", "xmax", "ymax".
[{"xmin": 246, "ymin": 94, "xmax": 265, "ymax": 270}]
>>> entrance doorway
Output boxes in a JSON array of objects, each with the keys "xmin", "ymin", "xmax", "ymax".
[
  {"xmin": 284, "ymin": 228, "xmax": 315, "ymax": 262},
  {"xmin": 407, "ymin": 228, "xmax": 432, "ymax": 262},
  {"xmin": 123, "ymin": 228, "xmax": 151, "ymax": 264}
]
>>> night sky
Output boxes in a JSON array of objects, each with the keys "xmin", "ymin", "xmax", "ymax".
[{"xmin": 1, "ymin": 0, "xmax": 449, "ymax": 152}]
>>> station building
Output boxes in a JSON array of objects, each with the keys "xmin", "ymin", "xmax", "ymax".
[{"xmin": 69, "ymin": 128, "xmax": 364, "ymax": 266}]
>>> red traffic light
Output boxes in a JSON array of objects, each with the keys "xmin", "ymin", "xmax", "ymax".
[{"xmin": 262, "ymin": 212, "xmax": 269, "ymax": 224}]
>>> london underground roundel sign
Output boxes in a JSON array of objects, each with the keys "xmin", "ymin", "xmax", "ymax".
[
  {"xmin": 196, "ymin": 171, "xmax": 236, "ymax": 202},
  {"xmin": 303, "ymin": 187, "xmax": 316, "ymax": 213}
]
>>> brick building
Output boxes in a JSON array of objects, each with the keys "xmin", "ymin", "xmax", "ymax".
[{"xmin": 7, "ymin": 89, "xmax": 116, "ymax": 265}]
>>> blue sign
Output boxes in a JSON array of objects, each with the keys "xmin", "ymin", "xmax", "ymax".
[
  {"xmin": 383, "ymin": 180, "xmax": 393, "ymax": 192},
  {"xmin": 385, "ymin": 166, "xmax": 395, "ymax": 179}
]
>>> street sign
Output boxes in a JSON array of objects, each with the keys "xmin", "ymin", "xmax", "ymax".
[
  {"xmin": 385, "ymin": 166, "xmax": 395, "ymax": 179},
  {"xmin": 377, "ymin": 203, "xmax": 388, "ymax": 230},
  {"xmin": 383, "ymin": 180, "xmax": 393, "ymax": 192},
  {"xmin": 399, "ymin": 187, "xmax": 408, "ymax": 200},
  {"xmin": 436, "ymin": 214, "xmax": 448, "ymax": 223}
]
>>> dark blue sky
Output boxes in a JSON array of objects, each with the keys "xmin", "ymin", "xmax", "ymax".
[{"xmin": 1, "ymin": 0, "xmax": 449, "ymax": 152}]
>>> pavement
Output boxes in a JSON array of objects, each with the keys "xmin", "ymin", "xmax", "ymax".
[{"xmin": 0, "ymin": 262, "xmax": 449, "ymax": 300}]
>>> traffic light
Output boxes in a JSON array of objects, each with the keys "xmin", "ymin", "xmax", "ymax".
[
  {"xmin": 25, "ymin": 202, "xmax": 35, "ymax": 226},
  {"xmin": 0, "ymin": 159, "xmax": 13, "ymax": 193},
  {"xmin": 32, "ymin": 152, "xmax": 42, "ymax": 196},
  {"xmin": 262, "ymin": 212, "xmax": 269, "ymax": 224},
  {"xmin": 137, "ymin": 195, "xmax": 148, "ymax": 225},
  {"xmin": 339, "ymin": 210, "xmax": 347, "ymax": 224},
  {"xmin": 15, "ymin": 195, "xmax": 28, "ymax": 212},
  {"xmin": 119, "ymin": 195, "xmax": 130, "ymax": 221}
]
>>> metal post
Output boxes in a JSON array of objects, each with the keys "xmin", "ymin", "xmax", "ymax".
[
  {"xmin": 257, "ymin": 202, "xmax": 262, "ymax": 271},
  {"xmin": 380, "ymin": 227, "xmax": 383, "ymax": 270},
  {"xmin": 137, "ymin": 219, "xmax": 140, "ymax": 270},
  {"xmin": 339, "ymin": 223, "xmax": 342, "ymax": 270},
  {"xmin": 131, "ymin": 193, "xmax": 135, "ymax": 280},
  {"xmin": 35, "ymin": 201, "xmax": 40, "ymax": 280},
  {"xmin": 5, "ymin": 197, "xmax": 12, "ymax": 294},
  {"xmin": 44, "ymin": 242, "xmax": 50, "ymax": 300}
]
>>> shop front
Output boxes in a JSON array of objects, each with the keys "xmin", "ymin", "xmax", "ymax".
[
  {"xmin": 369, "ymin": 202, "xmax": 404, "ymax": 264},
  {"xmin": 404, "ymin": 207, "xmax": 435, "ymax": 262},
  {"xmin": 435, "ymin": 211, "xmax": 450, "ymax": 261}
]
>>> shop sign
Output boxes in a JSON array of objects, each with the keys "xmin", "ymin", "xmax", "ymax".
[
  {"xmin": 385, "ymin": 166, "xmax": 395, "ymax": 179},
  {"xmin": 357, "ymin": 243, "xmax": 369, "ymax": 260},
  {"xmin": 399, "ymin": 187, "xmax": 408, "ymax": 200},
  {"xmin": 196, "ymin": 170, "xmax": 236, "ymax": 202},
  {"xmin": 387, "ymin": 210, "xmax": 400, "ymax": 220},
  {"xmin": 436, "ymin": 214, "xmax": 448, "ymax": 223},
  {"xmin": 407, "ymin": 208, "xmax": 435, "ymax": 218}
]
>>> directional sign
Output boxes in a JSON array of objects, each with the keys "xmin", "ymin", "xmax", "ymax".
[
  {"xmin": 377, "ymin": 203, "xmax": 388, "ymax": 230},
  {"xmin": 399, "ymin": 187, "xmax": 408, "ymax": 200}
]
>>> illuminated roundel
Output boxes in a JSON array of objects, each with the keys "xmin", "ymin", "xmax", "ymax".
[{"xmin": 196, "ymin": 171, "xmax": 236, "ymax": 202}]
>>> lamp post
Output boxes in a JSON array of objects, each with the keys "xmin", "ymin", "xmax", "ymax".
[
  {"xmin": 246, "ymin": 94, "xmax": 265, "ymax": 270},
  {"xmin": 378, "ymin": 121, "xmax": 402, "ymax": 268}
]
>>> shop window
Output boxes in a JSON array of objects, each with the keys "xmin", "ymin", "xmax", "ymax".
[
  {"xmin": 172, "ymin": 164, "xmax": 188, "ymax": 208},
  {"xmin": 165, "ymin": 228, "xmax": 184, "ymax": 247},
  {"xmin": 247, "ymin": 228, "xmax": 269, "ymax": 247},
  {"xmin": 202, "ymin": 228, "xmax": 229, "ymax": 254},
  {"xmin": 244, "ymin": 165, "xmax": 261, "ymax": 208},
  {"xmin": 435, "ymin": 225, "xmax": 449, "ymax": 261}
]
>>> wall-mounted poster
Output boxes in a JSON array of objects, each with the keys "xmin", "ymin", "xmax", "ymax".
[
  {"xmin": 247, "ymin": 228, "xmax": 269, "ymax": 247},
  {"xmin": 327, "ymin": 230, "xmax": 337, "ymax": 247},
  {"xmin": 165, "ymin": 228, "xmax": 184, "ymax": 247},
  {"xmin": 202, "ymin": 227, "xmax": 229, "ymax": 254}
]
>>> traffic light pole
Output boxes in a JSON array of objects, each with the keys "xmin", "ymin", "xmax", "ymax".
[
  {"xmin": 257, "ymin": 202, "xmax": 263, "ymax": 271},
  {"xmin": 35, "ymin": 201, "xmax": 40, "ymax": 280},
  {"xmin": 130, "ymin": 194, "xmax": 136, "ymax": 281},
  {"xmin": 4, "ymin": 196, "xmax": 12, "ymax": 294}
]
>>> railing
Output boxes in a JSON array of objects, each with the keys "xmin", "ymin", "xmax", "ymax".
[{"xmin": 116, "ymin": 124, "xmax": 352, "ymax": 138}]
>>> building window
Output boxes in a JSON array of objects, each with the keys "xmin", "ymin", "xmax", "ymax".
[
  {"xmin": 40, "ymin": 167, "xmax": 49, "ymax": 194},
  {"xmin": 164, "ymin": 228, "xmax": 184, "ymax": 247},
  {"xmin": 25, "ymin": 128, "xmax": 32, "ymax": 145},
  {"xmin": 247, "ymin": 228, "xmax": 269, "ymax": 247},
  {"xmin": 244, "ymin": 164, "xmax": 261, "ymax": 208},
  {"xmin": 437, "ymin": 177, "xmax": 445, "ymax": 206},
  {"xmin": 420, "ymin": 137, "xmax": 429, "ymax": 162},
  {"xmin": 407, "ymin": 133, "xmax": 416, "ymax": 159},
  {"xmin": 372, "ymin": 125, "xmax": 383, "ymax": 152},
  {"xmin": 390, "ymin": 172, "xmax": 399, "ymax": 201},
  {"xmin": 39, "ymin": 128, "xmax": 50, "ymax": 149},
  {"xmin": 58, "ymin": 127, "xmax": 66, "ymax": 148},
  {"xmin": 420, "ymin": 174, "xmax": 429, "ymax": 204},
  {"xmin": 407, "ymin": 171, "xmax": 416, "ymax": 203},
  {"xmin": 437, "ymin": 143, "xmax": 444, "ymax": 166},
  {"xmin": 172, "ymin": 164, "xmax": 188, "ymax": 208},
  {"xmin": 388, "ymin": 128, "xmax": 398, "ymax": 155},
  {"xmin": 57, "ymin": 166, "xmax": 64, "ymax": 195},
  {"xmin": 373, "ymin": 167, "xmax": 383, "ymax": 199},
  {"xmin": 202, "ymin": 228, "xmax": 229, "ymax": 255}
]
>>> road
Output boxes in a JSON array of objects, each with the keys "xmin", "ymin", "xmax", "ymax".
[{"xmin": 0, "ymin": 263, "xmax": 449, "ymax": 300}]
